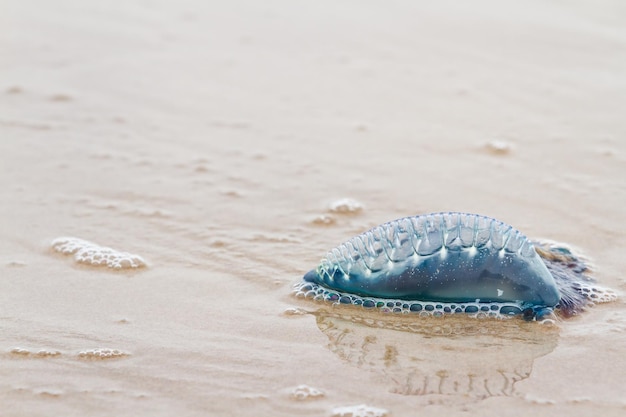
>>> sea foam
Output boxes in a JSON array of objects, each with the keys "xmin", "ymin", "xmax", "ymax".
[
  {"xmin": 51, "ymin": 237, "xmax": 146, "ymax": 269},
  {"xmin": 331, "ymin": 404, "xmax": 389, "ymax": 417}
]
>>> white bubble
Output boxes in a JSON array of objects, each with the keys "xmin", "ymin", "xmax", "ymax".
[
  {"xmin": 10, "ymin": 347, "xmax": 61, "ymax": 357},
  {"xmin": 282, "ymin": 307, "xmax": 307, "ymax": 316},
  {"xmin": 312, "ymin": 214, "xmax": 336, "ymax": 225},
  {"xmin": 289, "ymin": 384, "xmax": 324, "ymax": 400},
  {"xmin": 484, "ymin": 140, "xmax": 513, "ymax": 155},
  {"xmin": 77, "ymin": 348, "xmax": 129, "ymax": 359},
  {"xmin": 331, "ymin": 404, "xmax": 389, "ymax": 417},
  {"xmin": 52, "ymin": 237, "xmax": 146, "ymax": 269},
  {"xmin": 10, "ymin": 347, "xmax": 31, "ymax": 356},
  {"xmin": 329, "ymin": 198, "xmax": 363, "ymax": 214},
  {"xmin": 36, "ymin": 349, "xmax": 62, "ymax": 357}
]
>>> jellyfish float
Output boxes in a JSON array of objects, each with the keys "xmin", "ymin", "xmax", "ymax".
[{"xmin": 294, "ymin": 212, "xmax": 616, "ymax": 321}]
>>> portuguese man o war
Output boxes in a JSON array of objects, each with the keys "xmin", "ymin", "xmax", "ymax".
[{"xmin": 294, "ymin": 212, "xmax": 617, "ymax": 321}]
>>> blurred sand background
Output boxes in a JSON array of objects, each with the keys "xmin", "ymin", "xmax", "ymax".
[{"xmin": 1, "ymin": 0, "xmax": 626, "ymax": 416}]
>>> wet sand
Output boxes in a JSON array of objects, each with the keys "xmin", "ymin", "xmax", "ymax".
[{"xmin": 1, "ymin": 1, "xmax": 626, "ymax": 416}]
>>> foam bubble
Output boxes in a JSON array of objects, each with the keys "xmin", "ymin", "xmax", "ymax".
[
  {"xmin": 10, "ymin": 347, "xmax": 31, "ymax": 356},
  {"xmin": 293, "ymin": 281, "xmax": 524, "ymax": 319},
  {"xmin": 52, "ymin": 237, "xmax": 146, "ymax": 269},
  {"xmin": 9, "ymin": 347, "xmax": 61, "ymax": 357},
  {"xmin": 290, "ymin": 384, "xmax": 324, "ymax": 400},
  {"xmin": 77, "ymin": 348, "xmax": 129, "ymax": 360},
  {"xmin": 484, "ymin": 140, "xmax": 513, "ymax": 155},
  {"xmin": 312, "ymin": 214, "xmax": 336, "ymax": 225},
  {"xmin": 35, "ymin": 349, "xmax": 62, "ymax": 357},
  {"xmin": 331, "ymin": 404, "xmax": 389, "ymax": 417},
  {"xmin": 579, "ymin": 283, "xmax": 618, "ymax": 304},
  {"xmin": 282, "ymin": 307, "xmax": 308, "ymax": 316},
  {"xmin": 329, "ymin": 198, "xmax": 363, "ymax": 214}
]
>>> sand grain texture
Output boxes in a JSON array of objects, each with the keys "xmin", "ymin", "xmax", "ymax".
[{"xmin": 1, "ymin": 0, "xmax": 626, "ymax": 416}]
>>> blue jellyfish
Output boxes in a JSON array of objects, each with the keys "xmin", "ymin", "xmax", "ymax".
[{"xmin": 294, "ymin": 212, "xmax": 616, "ymax": 321}]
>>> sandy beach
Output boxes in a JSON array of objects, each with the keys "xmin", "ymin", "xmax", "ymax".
[{"xmin": 2, "ymin": 0, "xmax": 626, "ymax": 416}]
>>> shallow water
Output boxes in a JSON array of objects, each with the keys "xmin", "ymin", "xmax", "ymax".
[{"xmin": 2, "ymin": 0, "xmax": 626, "ymax": 416}]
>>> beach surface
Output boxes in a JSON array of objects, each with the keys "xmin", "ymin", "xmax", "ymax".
[{"xmin": 1, "ymin": 1, "xmax": 626, "ymax": 416}]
